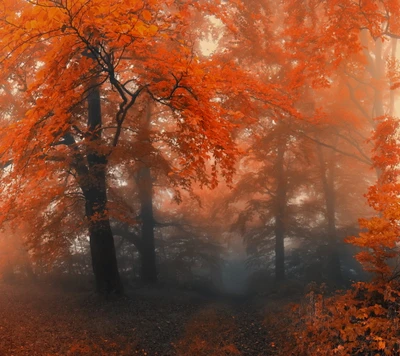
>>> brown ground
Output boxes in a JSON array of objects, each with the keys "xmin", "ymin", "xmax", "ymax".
[{"xmin": 0, "ymin": 282, "xmax": 278, "ymax": 356}]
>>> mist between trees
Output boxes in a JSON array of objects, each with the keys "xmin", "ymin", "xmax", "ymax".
[{"xmin": 0, "ymin": 0, "xmax": 400, "ymax": 355}]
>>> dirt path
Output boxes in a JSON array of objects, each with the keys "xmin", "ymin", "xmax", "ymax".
[{"xmin": 0, "ymin": 283, "xmax": 276, "ymax": 355}]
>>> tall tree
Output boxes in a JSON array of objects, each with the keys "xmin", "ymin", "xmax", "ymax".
[{"xmin": 0, "ymin": 0, "xmax": 288, "ymax": 292}]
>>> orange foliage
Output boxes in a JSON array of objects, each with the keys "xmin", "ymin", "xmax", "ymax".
[
  {"xmin": 347, "ymin": 116, "xmax": 400, "ymax": 279},
  {"xmin": 0, "ymin": 0, "xmax": 293, "ymax": 228},
  {"xmin": 0, "ymin": 0, "xmax": 289, "ymax": 270},
  {"xmin": 274, "ymin": 282, "xmax": 400, "ymax": 355}
]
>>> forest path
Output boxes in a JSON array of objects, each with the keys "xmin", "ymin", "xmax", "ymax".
[
  {"xmin": 171, "ymin": 295, "xmax": 275, "ymax": 355},
  {"xmin": 0, "ymin": 283, "xmax": 278, "ymax": 356}
]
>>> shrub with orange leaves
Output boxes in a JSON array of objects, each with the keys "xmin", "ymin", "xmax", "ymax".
[{"xmin": 274, "ymin": 281, "xmax": 400, "ymax": 355}]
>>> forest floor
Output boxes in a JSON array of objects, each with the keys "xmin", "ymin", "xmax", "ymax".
[{"xmin": 0, "ymin": 282, "xmax": 289, "ymax": 356}]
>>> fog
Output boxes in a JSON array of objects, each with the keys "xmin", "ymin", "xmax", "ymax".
[
  {"xmin": 0, "ymin": 154, "xmax": 375, "ymax": 296},
  {"xmin": 0, "ymin": 0, "xmax": 399, "ymax": 354}
]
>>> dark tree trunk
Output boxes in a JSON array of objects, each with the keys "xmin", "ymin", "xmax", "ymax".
[
  {"xmin": 275, "ymin": 139, "xmax": 287, "ymax": 282},
  {"xmin": 137, "ymin": 165, "xmax": 157, "ymax": 283},
  {"xmin": 317, "ymin": 147, "xmax": 342, "ymax": 285},
  {"xmin": 136, "ymin": 101, "xmax": 157, "ymax": 284},
  {"xmin": 81, "ymin": 84, "xmax": 123, "ymax": 294}
]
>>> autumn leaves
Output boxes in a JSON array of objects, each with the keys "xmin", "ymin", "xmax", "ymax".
[{"xmin": 0, "ymin": 0, "xmax": 399, "ymax": 298}]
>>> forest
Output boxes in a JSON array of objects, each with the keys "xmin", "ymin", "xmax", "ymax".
[{"xmin": 0, "ymin": 0, "xmax": 400, "ymax": 355}]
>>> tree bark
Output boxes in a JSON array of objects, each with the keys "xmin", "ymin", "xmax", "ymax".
[{"xmin": 81, "ymin": 84, "xmax": 123, "ymax": 294}]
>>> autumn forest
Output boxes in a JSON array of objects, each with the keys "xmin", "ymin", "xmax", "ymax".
[{"xmin": 0, "ymin": 0, "xmax": 400, "ymax": 355}]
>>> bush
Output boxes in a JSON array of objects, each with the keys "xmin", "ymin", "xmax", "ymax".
[{"xmin": 271, "ymin": 281, "xmax": 400, "ymax": 355}]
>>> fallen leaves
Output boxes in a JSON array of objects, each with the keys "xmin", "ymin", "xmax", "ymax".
[{"xmin": 0, "ymin": 283, "xmax": 273, "ymax": 355}]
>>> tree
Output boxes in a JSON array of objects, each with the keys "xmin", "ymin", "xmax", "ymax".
[{"xmin": 0, "ymin": 0, "xmax": 289, "ymax": 293}]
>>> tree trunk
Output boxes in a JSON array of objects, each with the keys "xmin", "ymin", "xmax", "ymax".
[
  {"xmin": 82, "ymin": 84, "xmax": 123, "ymax": 294},
  {"xmin": 137, "ymin": 101, "xmax": 157, "ymax": 284},
  {"xmin": 137, "ymin": 165, "xmax": 157, "ymax": 283},
  {"xmin": 317, "ymin": 146, "xmax": 342, "ymax": 285},
  {"xmin": 274, "ymin": 139, "xmax": 287, "ymax": 282}
]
